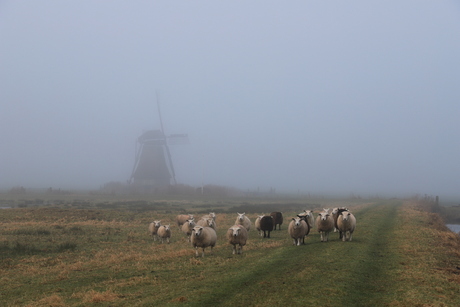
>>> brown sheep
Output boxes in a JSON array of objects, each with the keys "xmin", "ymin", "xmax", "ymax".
[
  {"xmin": 260, "ymin": 215, "xmax": 274, "ymax": 238},
  {"xmin": 270, "ymin": 212, "xmax": 283, "ymax": 230}
]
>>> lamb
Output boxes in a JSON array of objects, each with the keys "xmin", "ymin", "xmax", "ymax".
[
  {"xmin": 197, "ymin": 217, "xmax": 216, "ymax": 230},
  {"xmin": 316, "ymin": 212, "xmax": 335, "ymax": 242},
  {"xmin": 337, "ymin": 211, "xmax": 356, "ymax": 242},
  {"xmin": 226, "ymin": 224, "xmax": 248, "ymax": 255},
  {"xmin": 288, "ymin": 217, "xmax": 309, "ymax": 246},
  {"xmin": 235, "ymin": 212, "xmax": 251, "ymax": 231},
  {"xmin": 259, "ymin": 215, "xmax": 274, "ymax": 238},
  {"xmin": 255, "ymin": 214, "xmax": 265, "ymax": 236},
  {"xmin": 148, "ymin": 220, "xmax": 161, "ymax": 241},
  {"xmin": 157, "ymin": 225, "xmax": 171, "ymax": 244},
  {"xmin": 176, "ymin": 214, "xmax": 194, "ymax": 228},
  {"xmin": 270, "ymin": 212, "xmax": 283, "ymax": 230},
  {"xmin": 181, "ymin": 219, "xmax": 196, "ymax": 242},
  {"xmin": 191, "ymin": 226, "xmax": 217, "ymax": 257}
]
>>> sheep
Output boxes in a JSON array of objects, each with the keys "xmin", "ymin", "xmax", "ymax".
[
  {"xmin": 331, "ymin": 207, "xmax": 349, "ymax": 239},
  {"xmin": 191, "ymin": 226, "xmax": 217, "ymax": 257},
  {"xmin": 235, "ymin": 212, "xmax": 251, "ymax": 231},
  {"xmin": 288, "ymin": 217, "xmax": 309, "ymax": 246},
  {"xmin": 148, "ymin": 220, "xmax": 161, "ymax": 241},
  {"xmin": 201, "ymin": 212, "xmax": 216, "ymax": 221},
  {"xmin": 157, "ymin": 225, "xmax": 171, "ymax": 244},
  {"xmin": 255, "ymin": 214, "xmax": 265, "ymax": 237},
  {"xmin": 197, "ymin": 217, "xmax": 217, "ymax": 230},
  {"xmin": 176, "ymin": 214, "xmax": 194, "ymax": 228},
  {"xmin": 337, "ymin": 211, "xmax": 356, "ymax": 242},
  {"xmin": 270, "ymin": 212, "xmax": 283, "ymax": 230},
  {"xmin": 297, "ymin": 210, "xmax": 315, "ymax": 229},
  {"xmin": 259, "ymin": 215, "xmax": 274, "ymax": 238},
  {"xmin": 316, "ymin": 212, "xmax": 335, "ymax": 242},
  {"xmin": 181, "ymin": 219, "xmax": 196, "ymax": 242},
  {"xmin": 226, "ymin": 224, "xmax": 248, "ymax": 255}
]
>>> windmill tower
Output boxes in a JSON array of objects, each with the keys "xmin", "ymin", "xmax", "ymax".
[{"xmin": 129, "ymin": 97, "xmax": 188, "ymax": 187}]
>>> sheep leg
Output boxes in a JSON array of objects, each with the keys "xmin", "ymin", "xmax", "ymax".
[
  {"xmin": 195, "ymin": 247, "xmax": 199, "ymax": 257},
  {"xmin": 349, "ymin": 233, "xmax": 353, "ymax": 241},
  {"xmin": 232, "ymin": 245, "xmax": 236, "ymax": 255}
]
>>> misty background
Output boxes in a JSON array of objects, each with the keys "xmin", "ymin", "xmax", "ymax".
[{"xmin": 1, "ymin": 1, "xmax": 459, "ymax": 198}]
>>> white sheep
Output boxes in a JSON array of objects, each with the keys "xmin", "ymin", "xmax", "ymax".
[
  {"xmin": 226, "ymin": 224, "xmax": 248, "ymax": 255},
  {"xmin": 201, "ymin": 212, "xmax": 216, "ymax": 221},
  {"xmin": 157, "ymin": 225, "xmax": 171, "ymax": 244},
  {"xmin": 176, "ymin": 214, "xmax": 194, "ymax": 228},
  {"xmin": 191, "ymin": 226, "xmax": 217, "ymax": 257},
  {"xmin": 235, "ymin": 212, "xmax": 251, "ymax": 231},
  {"xmin": 148, "ymin": 220, "xmax": 161, "ymax": 241},
  {"xmin": 316, "ymin": 212, "xmax": 334, "ymax": 242},
  {"xmin": 337, "ymin": 211, "xmax": 356, "ymax": 242},
  {"xmin": 331, "ymin": 207, "xmax": 349, "ymax": 238},
  {"xmin": 297, "ymin": 210, "xmax": 315, "ymax": 228},
  {"xmin": 255, "ymin": 214, "xmax": 264, "ymax": 237},
  {"xmin": 288, "ymin": 217, "xmax": 309, "ymax": 246},
  {"xmin": 181, "ymin": 219, "xmax": 196, "ymax": 242},
  {"xmin": 197, "ymin": 217, "xmax": 217, "ymax": 230}
]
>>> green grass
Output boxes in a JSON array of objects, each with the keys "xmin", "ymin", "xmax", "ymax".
[{"xmin": 1, "ymin": 198, "xmax": 460, "ymax": 306}]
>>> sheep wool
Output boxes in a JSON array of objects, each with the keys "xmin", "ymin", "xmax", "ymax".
[
  {"xmin": 226, "ymin": 224, "xmax": 248, "ymax": 255},
  {"xmin": 191, "ymin": 226, "xmax": 217, "ymax": 257}
]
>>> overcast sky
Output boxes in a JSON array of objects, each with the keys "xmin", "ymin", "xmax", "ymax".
[{"xmin": 1, "ymin": 1, "xmax": 459, "ymax": 198}]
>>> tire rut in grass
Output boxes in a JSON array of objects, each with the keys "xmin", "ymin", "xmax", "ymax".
[{"xmin": 338, "ymin": 201, "xmax": 401, "ymax": 306}]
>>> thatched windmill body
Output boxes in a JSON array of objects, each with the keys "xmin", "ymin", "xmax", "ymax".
[{"xmin": 129, "ymin": 99, "xmax": 188, "ymax": 187}]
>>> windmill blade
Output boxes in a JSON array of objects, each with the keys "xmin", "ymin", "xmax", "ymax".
[{"xmin": 156, "ymin": 92, "xmax": 177, "ymax": 185}]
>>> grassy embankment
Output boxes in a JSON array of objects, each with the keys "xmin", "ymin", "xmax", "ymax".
[{"xmin": 1, "ymin": 198, "xmax": 460, "ymax": 306}]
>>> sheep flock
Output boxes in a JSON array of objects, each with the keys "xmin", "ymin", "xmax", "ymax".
[{"xmin": 149, "ymin": 208, "xmax": 357, "ymax": 257}]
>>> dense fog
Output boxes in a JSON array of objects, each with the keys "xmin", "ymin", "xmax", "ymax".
[{"xmin": 1, "ymin": 1, "xmax": 459, "ymax": 198}]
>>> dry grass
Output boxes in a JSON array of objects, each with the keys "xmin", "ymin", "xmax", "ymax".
[{"xmin": 2, "ymin": 199, "xmax": 460, "ymax": 306}]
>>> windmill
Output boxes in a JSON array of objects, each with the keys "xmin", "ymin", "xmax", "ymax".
[{"xmin": 129, "ymin": 95, "xmax": 188, "ymax": 187}]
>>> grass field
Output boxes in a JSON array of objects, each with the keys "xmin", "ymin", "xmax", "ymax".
[{"xmin": 1, "ymin": 195, "xmax": 460, "ymax": 306}]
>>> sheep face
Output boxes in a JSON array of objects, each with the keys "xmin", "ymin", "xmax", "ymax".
[
  {"xmin": 318, "ymin": 212, "xmax": 330, "ymax": 220},
  {"xmin": 292, "ymin": 217, "xmax": 302, "ymax": 228},
  {"xmin": 341, "ymin": 211, "xmax": 352, "ymax": 221},
  {"xmin": 192, "ymin": 226, "xmax": 204, "ymax": 237},
  {"xmin": 163, "ymin": 225, "xmax": 171, "ymax": 232},
  {"xmin": 186, "ymin": 219, "xmax": 195, "ymax": 227},
  {"xmin": 153, "ymin": 220, "xmax": 161, "ymax": 228},
  {"xmin": 230, "ymin": 225, "xmax": 241, "ymax": 236},
  {"xmin": 237, "ymin": 212, "xmax": 246, "ymax": 222}
]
